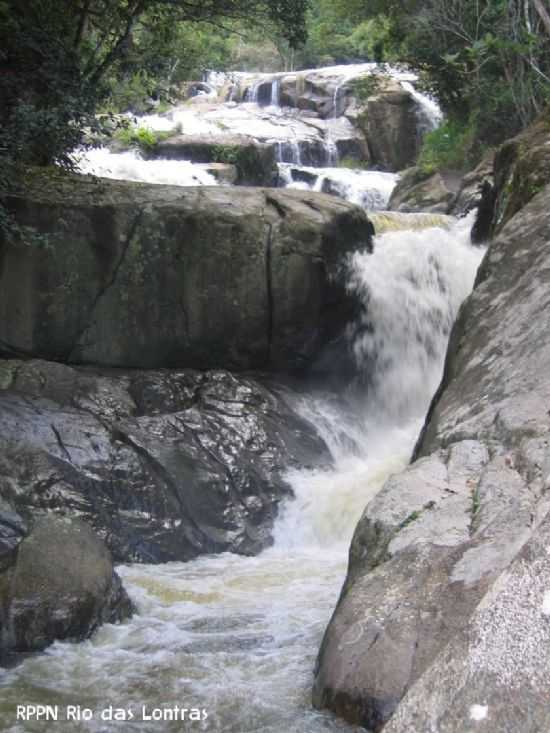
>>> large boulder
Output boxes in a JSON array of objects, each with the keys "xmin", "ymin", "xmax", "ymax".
[
  {"xmin": 0, "ymin": 358, "xmax": 328, "ymax": 563},
  {"xmin": 388, "ymin": 166, "xmax": 460, "ymax": 213},
  {"xmin": 313, "ymin": 182, "xmax": 550, "ymax": 730},
  {"xmin": 355, "ymin": 84, "xmax": 420, "ymax": 172},
  {"xmin": 0, "ymin": 513, "xmax": 132, "ymax": 659},
  {"xmin": 0, "ymin": 173, "xmax": 372, "ymax": 372},
  {"xmin": 152, "ymin": 134, "xmax": 277, "ymax": 186}
]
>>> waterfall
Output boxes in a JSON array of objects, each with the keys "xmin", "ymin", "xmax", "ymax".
[
  {"xmin": 1, "ymin": 215, "xmax": 484, "ymax": 733},
  {"xmin": 274, "ymin": 213, "xmax": 483, "ymax": 549},
  {"xmin": 400, "ymin": 80, "xmax": 443, "ymax": 135},
  {"xmin": 332, "ymin": 82, "xmax": 343, "ymax": 118},
  {"xmin": 271, "ymin": 78, "xmax": 281, "ymax": 107},
  {"xmin": 274, "ymin": 141, "xmax": 303, "ymax": 165}
]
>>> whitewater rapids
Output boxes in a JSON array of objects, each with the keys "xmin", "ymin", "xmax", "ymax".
[{"xmin": 0, "ymin": 215, "xmax": 484, "ymax": 733}]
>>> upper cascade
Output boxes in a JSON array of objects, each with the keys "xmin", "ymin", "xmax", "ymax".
[
  {"xmin": 134, "ymin": 62, "xmax": 441, "ymax": 172},
  {"xmin": 77, "ymin": 62, "xmax": 443, "ymax": 206}
]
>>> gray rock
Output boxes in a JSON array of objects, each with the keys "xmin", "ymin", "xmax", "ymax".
[
  {"xmin": 388, "ymin": 166, "xmax": 460, "ymax": 213},
  {"xmin": 313, "ymin": 183, "xmax": 550, "ymax": 730},
  {"xmin": 0, "ymin": 175, "xmax": 371, "ymax": 372},
  {"xmin": 360, "ymin": 90, "xmax": 420, "ymax": 172},
  {"xmin": 152, "ymin": 134, "xmax": 277, "ymax": 186},
  {"xmin": 0, "ymin": 515, "xmax": 132, "ymax": 659},
  {"xmin": 0, "ymin": 358, "xmax": 329, "ymax": 563}
]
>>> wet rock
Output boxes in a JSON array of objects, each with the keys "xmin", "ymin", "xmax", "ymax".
[
  {"xmin": 313, "ymin": 182, "xmax": 550, "ymax": 730},
  {"xmin": 0, "ymin": 174, "xmax": 372, "ymax": 372},
  {"xmin": 470, "ymin": 179, "xmax": 496, "ymax": 244},
  {"xmin": 0, "ymin": 515, "xmax": 132, "ymax": 659},
  {"xmin": 449, "ymin": 151, "xmax": 495, "ymax": 216},
  {"xmin": 0, "ymin": 359, "xmax": 329, "ymax": 563}
]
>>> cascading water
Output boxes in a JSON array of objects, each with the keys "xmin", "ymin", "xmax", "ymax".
[
  {"xmin": 270, "ymin": 79, "xmax": 281, "ymax": 107},
  {"xmin": 279, "ymin": 164, "xmax": 398, "ymax": 210},
  {"xmin": 0, "ymin": 215, "xmax": 484, "ymax": 733},
  {"xmin": 399, "ymin": 80, "xmax": 443, "ymax": 135},
  {"xmin": 75, "ymin": 148, "xmax": 219, "ymax": 187}
]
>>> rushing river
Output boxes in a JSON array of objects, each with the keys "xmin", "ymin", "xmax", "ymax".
[{"xmin": 0, "ymin": 212, "xmax": 484, "ymax": 732}]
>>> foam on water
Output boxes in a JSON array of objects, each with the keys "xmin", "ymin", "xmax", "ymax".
[
  {"xmin": 75, "ymin": 148, "xmax": 219, "ymax": 187},
  {"xmin": 0, "ymin": 210, "xmax": 484, "ymax": 731},
  {"xmin": 279, "ymin": 164, "xmax": 398, "ymax": 209}
]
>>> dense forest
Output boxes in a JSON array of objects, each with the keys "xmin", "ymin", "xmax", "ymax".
[{"xmin": 1, "ymin": 0, "xmax": 549, "ymax": 182}]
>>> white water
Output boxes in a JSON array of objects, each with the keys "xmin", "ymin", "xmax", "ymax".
[
  {"xmin": 127, "ymin": 62, "xmax": 442, "ymax": 172},
  {"xmin": 0, "ymin": 216, "xmax": 484, "ymax": 732},
  {"xmin": 399, "ymin": 81, "xmax": 443, "ymax": 135},
  {"xmin": 279, "ymin": 164, "xmax": 398, "ymax": 210},
  {"xmin": 75, "ymin": 148, "xmax": 219, "ymax": 187}
]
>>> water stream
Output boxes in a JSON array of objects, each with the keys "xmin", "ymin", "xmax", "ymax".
[{"xmin": 0, "ymin": 215, "xmax": 484, "ymax": 733}]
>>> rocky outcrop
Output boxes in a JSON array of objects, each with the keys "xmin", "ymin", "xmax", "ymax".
[
  {"xmin": 0, "ymin": 358, "xmax": 328, "ymax": 563},
  {"xmin": 388, "ymin": 166, "xmax": 460, "ymax": 213},
  {"xmin": 153, "ymin": 69, "xmax": 427, "ymax": 170},
  {"xmin": 0, "ymin": 513, "xmax": 132, "ymax": 660},
  {"xmin": 0, "ymin": 174, "xmax": 372, "ymax": 372},
  {"xmin": 313, "ymin": 181, "xmax": 550, "ymax": 730},
  {"xmin": 491, "ymin": 108, "xmax": 550, "ymax": 232},
  {"xmin": 366, "ymin": 91, "xmax": 418, "ymax": 171},
  {"xmin": 153, "ymin": 134, "xmax": 277, "ymax": 186}
]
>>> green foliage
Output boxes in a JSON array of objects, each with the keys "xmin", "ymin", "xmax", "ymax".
[
  {"xmin": 321, "ymin": 0, "xmax": 550, "ymax": 152},
  {"xmin": 417, "ymin": 119, "xmax": 478, "ymax": 174},
  {"xmin": 211, "ymin": 145, "xmax": 241, "ymax": 165},
  {"xmin": 351, "ymin": 75, "xmax": 382, "ymax": 104},
  {"xmin": 399, "ymin": 510, "xmax": 420, "ymax": 530}
]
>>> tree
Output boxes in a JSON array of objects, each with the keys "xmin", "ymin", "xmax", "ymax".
[
  {"xmin": 0, "ymin": 0, "xmax": 307, "ymax": 241},
  {"xmin": 325, "ymin": 0, "xmax": 550, "ymax": 149},
  {"xmin": 0, "ymin": 0, "xmax": 308, "ymax": 165}
]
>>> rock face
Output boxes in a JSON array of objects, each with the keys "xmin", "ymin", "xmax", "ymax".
[
  {"xmin": 0, "ymin": 358, "xmax": 328, "ymax": 563},
  {"xmin": 0, "ymin": 513, "xmax": 132, "ymax": 659},
  {"xmin": 0, "ymin": 174, "xmax": 371, "ymax": 371},
  {"xmin": 313, "ymin": 181, "xmax": 550, "ymax": 730}
]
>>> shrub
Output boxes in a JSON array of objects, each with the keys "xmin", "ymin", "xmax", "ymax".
[{"xmin": 417, "ymin": 118, "xmax": 479, "ymax": 174}]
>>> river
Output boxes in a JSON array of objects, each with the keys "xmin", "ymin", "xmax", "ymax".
[{"xmin": 0, "ymin": 204, "xmax": 484, "ymax": 730}]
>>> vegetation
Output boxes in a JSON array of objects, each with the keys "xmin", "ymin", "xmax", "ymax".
[
  {"xmin": 1, "ymin": 0, "xmax": 549, "ymax": 216},
  {"xmin": 114, "ymin": 125, "xmax": 175, "ymax": 153},
  {"xmin": 0, "ymin": 0, "xmax": 307, "ymax": 239},
  {"xmin": 417, "ymin": 119, "xmax": 479, "ymax": 174},
  {"xmin": 319, "ymin": 0, "xmax": 550, "ymax": 153}
]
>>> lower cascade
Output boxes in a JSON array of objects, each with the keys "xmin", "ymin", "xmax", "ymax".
[{"xmin": 0, "ymin": 216, "xmax": 484, "ymax": 731}]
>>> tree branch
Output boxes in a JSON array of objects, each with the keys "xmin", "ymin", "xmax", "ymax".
[{"xmin": 532, "ymin": 0, "xmax": 550, "ymax": 36}]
